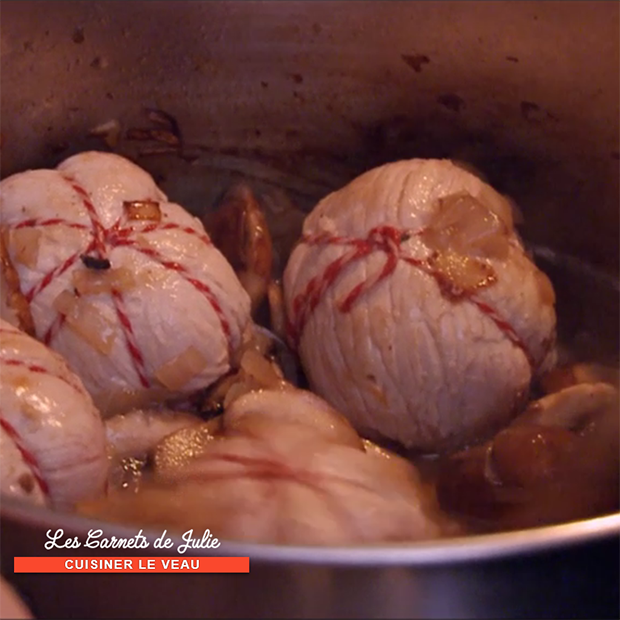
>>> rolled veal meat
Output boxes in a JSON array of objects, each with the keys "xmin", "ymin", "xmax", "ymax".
[
  {"xmin": 0, "ymin": 319, "xmax": 108, "ymax": 507},
  {"xmin": 0, "ymin": 152, "xmax": 252, "ymax": 416},
  {"xmin": 81, "ymin": 387, "xmax": 447, "ymax": 545},
  {"xmin": 284, "ymin": 159, "xmax": 557, "ymax": 452}
]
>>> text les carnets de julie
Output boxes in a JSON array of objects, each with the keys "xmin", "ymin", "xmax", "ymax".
[{"xmin": 45, "ymin": 528, "xmax": 220, "ymax": 555}]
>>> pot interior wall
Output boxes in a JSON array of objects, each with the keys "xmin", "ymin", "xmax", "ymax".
[{"xmin": 1, "ymin": 0, "xmax": 618, "ymax": 271}]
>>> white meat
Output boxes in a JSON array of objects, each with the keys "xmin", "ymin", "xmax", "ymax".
[
  {"xmin": 284, "ymin": 159, "xmax": 557, "ymax": 452},
  {"xmin": 0, "ymin": 319, "xmax": 108, "ymax": 506},
  {"xmin": 0, "ymin": 151, "xmax": 252, "ymax": 416},
  {"xmin": 82, "ymin": 387, "xmax": 446, "ymax": 545}
]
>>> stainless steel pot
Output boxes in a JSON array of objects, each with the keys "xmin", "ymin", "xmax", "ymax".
[{"xmin": 1, "ymin": 1, "xmax": 618, "ymax": 618}]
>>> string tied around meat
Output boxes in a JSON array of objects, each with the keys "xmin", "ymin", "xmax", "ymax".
[
  {"xmin": 287, "ymin": 225, "xmax": 421, "ymax": 348},
  {"xmin": 285, "ymin": 223, "xmax": 541, "ymax": 373}
]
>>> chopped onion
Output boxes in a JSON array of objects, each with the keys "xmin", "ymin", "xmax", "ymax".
[
  {"xmin": 205, "ymin": 372, "xmax": 244, "ymax": 407},
  {"xmin": 54, "ymin": 292, "xmax": 117, "ymax": 355},
  {"xmin": 52, "ymin": 289, "xmax": 78, "ymax": 315},
  {"xmin": 155, "ymin": 346, "xmax": 209, "ymax": 391},
  {"xmin": 6, "ymin": 228, "xmax": 41, "ymax": 268},
  {"xmin": 429, "ymin": 250, "xmax": 497, "ymax": 298},
  {"xmin": 476, "ymin": 186, "xmax": 519, "ymax": 230},
  {"xmin": 123, "ymin": 200, "xmax": 162, "ymax": 222},
  {"xmin": 423, "ymin": 192, "xmax": 510, "ymax": 261},
  {"xmin": 0, "ymin": 277, "xmax": 21, "ymax": 329},
  {"xmin": 72, "ymin": 266, "xmax": 137, "ymax": 296}
]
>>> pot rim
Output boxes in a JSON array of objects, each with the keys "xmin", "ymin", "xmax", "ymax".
[{"xmin": 2, "ymin": 497, "xmax": 618, "ymax": 566}]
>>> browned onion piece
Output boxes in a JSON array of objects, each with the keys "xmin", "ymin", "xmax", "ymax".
[
  {"xmin": 420, "ymin": 191, "xmax": 521, "ymax": 299},
  {"xmin": 428, "ymin": 250, "xmax": 497, "ymax": 298},
  {"xmin": 123, "ymin": 199, "xmax": 162, "ymax": 222},
  {"xmin": 155, "ymin": 346, "xmax": 210, "ymax": 391},
  {"xmin": 72, "ymin": 266, "xmax": 137, "ymax": 296},
  {"xmin": 422, "ymin": 191, "xmax": 511, "ymax": 260},
  {"xmin": 191, "ymin": 324, "xmax": 301, "ymax": 417},
  {"xmin": 53, "ymin": 291, "xmax": 117, "ymax": 354},
  {"xmin": 5, "ymin": 227, "xmax": 40, "ymax": 268}
]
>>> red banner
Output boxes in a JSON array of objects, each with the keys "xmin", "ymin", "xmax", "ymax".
[{"xmin": 14, "ymin": 556, "xmax": 250, "ymax": 573}]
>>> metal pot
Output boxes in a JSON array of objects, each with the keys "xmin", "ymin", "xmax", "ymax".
[{"xmin": 1, "ymin": 1, "xmax": 618, "ymax": 618}]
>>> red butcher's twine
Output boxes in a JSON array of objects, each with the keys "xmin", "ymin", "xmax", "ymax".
[
  {"xmin": 286, "ymin": 225, "xmax": 537, "ymax": 370},
  {"xmin": 8, "ymin": 175, "xmax": 234, "ymax": 389},
  {"xmin": 0, "ymin": 415, "xmax": 49, "ymax": 497},
  {"xmin": 0, "ymin": 330, "xmax": 110, "ymax": 500}
]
